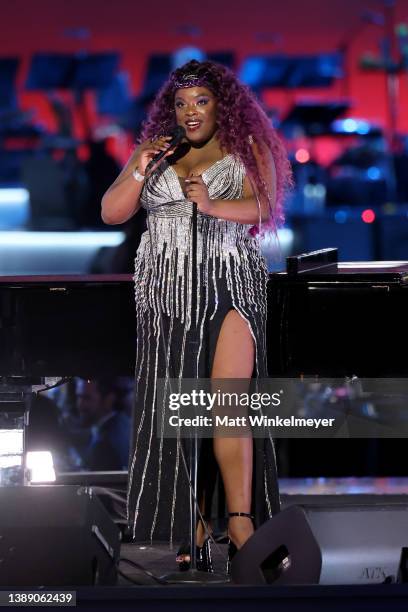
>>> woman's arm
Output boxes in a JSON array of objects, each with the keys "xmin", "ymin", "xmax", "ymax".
[
  {"xmin": 101, "ymin": 150, "xmax": 145, "ymax": 225},
  {"xmin": 101, "ymin": 136, "xmax": 173, "ymax": 225},
  {"xmin": 185, "ymin": 141, "xmax": 277, "ymax": 224}
]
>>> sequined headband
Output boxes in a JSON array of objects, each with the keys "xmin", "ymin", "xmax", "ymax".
[{"xmin": 173, "ymin": 73, "xmax": 213, "ymax": 90}]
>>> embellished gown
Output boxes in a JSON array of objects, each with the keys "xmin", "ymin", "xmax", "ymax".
[{"xmin": 126, "ymin": 153, "xmax": 280, "ymax": 545}]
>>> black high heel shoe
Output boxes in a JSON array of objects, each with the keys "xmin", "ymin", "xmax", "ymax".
[
  {"xmin": 176, "ymin": 519, "xmax": 214, "ymax": 573},
  {"xmin": 198, "ymin": 536, "xmax": 213, "ymax": 572},
  {"xmin": 226, "ymin": 512, "xmax": 254, "ymax": 575},
  {"xmin": 176, "ymin": 537, "xmax": 213, "ymax": 572}
]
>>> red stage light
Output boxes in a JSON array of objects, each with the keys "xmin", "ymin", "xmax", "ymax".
[
  {"xmin": 361, "ymin": 209, "xmax": 376, "ymax": 223},
  {"xmin": 295, "ymin": 148, "xmax": 310, "ymax": 163}
]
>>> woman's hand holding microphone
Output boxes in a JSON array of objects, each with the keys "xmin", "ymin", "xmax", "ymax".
[
  {"xmin": 132, "ymin": 135, "xmax": 176, "ymax": 179},
  {"xmin": 184, "ymin": 174, "xmax": 213, "ymax": 215}
]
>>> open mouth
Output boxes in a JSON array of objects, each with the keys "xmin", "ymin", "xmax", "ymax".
[{"xmin": 185, "ymin": 121, "xmax": 201, "ymax": 132}]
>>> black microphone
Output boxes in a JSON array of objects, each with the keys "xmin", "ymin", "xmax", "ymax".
[{"xmin": 145, "ymin": 125, "xmax": 186, "ymax": 176}]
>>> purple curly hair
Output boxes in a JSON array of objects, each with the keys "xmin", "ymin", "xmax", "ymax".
[{"xmin": 139, "ymin": 60, "xmax": 292, "ymax": 232}]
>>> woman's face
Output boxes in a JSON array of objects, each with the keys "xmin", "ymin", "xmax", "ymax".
[{"xmin": 174, "ymin": 86, "xmax": 217, "ymax": 144}]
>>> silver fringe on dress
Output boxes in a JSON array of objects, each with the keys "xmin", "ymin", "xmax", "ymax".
[{"xmin": 127, "ymin": 153, "xmax": 280, "ymax": 545}]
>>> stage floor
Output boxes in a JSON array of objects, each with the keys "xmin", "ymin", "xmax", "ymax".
[
  {"xmin": 116, "ymin": 476, "xmax": 408, "ymax": 587},
  {"xmin": 118, "ymin": 541, "xmax": 231, "ymax": 586}
]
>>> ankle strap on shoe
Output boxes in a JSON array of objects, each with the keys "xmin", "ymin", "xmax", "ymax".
[{"xmin": 228, "ymin": 512, "xmax": 254, "ymax": 519}]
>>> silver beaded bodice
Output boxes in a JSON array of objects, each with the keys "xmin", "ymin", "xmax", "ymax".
[
  {"xmin": 140, "ymin": 153, "xmax": 246, "ymax": 214},
  {"xmin": 137, "ymin": 154, "xmax": 265, "ymax": 291}
]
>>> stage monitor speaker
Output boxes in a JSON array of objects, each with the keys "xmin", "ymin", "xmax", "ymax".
[
  {"xmin": 230, "ymin": 505, "xmax": 322, "ymax": 585},
  {"xmin": 0, "ymin": 485, "xmax": 121, "ymax": 587},
  {"xmin": 281, "ymin": 495, "xmax": 408, "ymax": 585},
  {"xmin": 231, "ymin": 495, "xmax": 408, "ymax": 585}
]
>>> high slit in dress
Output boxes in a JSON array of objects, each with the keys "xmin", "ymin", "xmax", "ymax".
[{"xmin": 126, "ymin": 153, "xmax": 280, "ymax": 545}]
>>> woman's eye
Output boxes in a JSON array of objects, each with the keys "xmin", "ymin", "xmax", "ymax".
[
  {"xmin": 175, "ymin": 102, "xmax": 184, "ymax": 108},
  {"xmin": 197, "ymin": 99, "xmax": 208, "ymax": 105}
]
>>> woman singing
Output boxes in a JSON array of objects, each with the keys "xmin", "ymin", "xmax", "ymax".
[{"xmin": 101, "ymin": 60, "xmax": 291, "ymax": 572}]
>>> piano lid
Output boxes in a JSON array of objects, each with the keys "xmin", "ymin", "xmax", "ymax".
[
  {"xmin": 274, "ymin": 250, "xmax": 408, "ymax": 284},
  {"xmin": 0, "ymin": 274, "xmax": 133, "ymax": 285}
]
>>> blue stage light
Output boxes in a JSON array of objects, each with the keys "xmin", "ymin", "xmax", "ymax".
[
  {"xmin": 343, "ymin": 118, "xmax": 358, "ymax": 132},
  {"xmin": 239, "ymin": 57, "xmax": 264, "ymax": 86},
  {"xmin": 367, "ymin": 166, "xmax": 381, "ymax": 180},
  {"xmin": 356, "ymin": 121, "xmax": 370, "ymax": 135},
  {"xmin": 334, "ymin": 210, "xmax": 348, "ymax": 223}
]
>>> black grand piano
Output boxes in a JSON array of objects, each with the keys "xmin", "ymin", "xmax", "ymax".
[
  {"xmin": 0, "ymin": 274, "xmax": 136, "ymax": 378},
  {"xmin": 1, "ymin": 251, "xmax": 407, "ymax": 379},
  {"xmin": 267, "ymin": 249, "xmax": 408, "ymax": 378},
  {"xmin": 266, "ymin": 248, "xmax": 408, "ymax": 477}
]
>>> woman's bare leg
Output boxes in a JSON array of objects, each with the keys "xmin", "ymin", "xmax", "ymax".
[
  {"xmin": 212, "ymin": 309, "xmax": 255, "ymax": 548},
  {"xmin": 177, "ymin": 309, "xmax": 254, "ymax": 563}
]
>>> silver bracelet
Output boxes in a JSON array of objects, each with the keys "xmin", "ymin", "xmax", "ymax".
[{"xmin": 132, "ymin": 168, "xmax": 145, "ymax": 182}]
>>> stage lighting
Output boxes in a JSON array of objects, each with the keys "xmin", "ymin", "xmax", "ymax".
[
  {"xmin": 0, "ymin": 415, "xmax": 24, "ymax": 486},
  {"xmin": 0, "ymin": 428, "xmax": 23, "ymax": 457},
  {"xmin": 295, "ymin": 148, "xmax": 310, "ymax": 163},
  {"xmin": 26, "ymin": 451, "xmax": 56, "ymax": 483},
  {"xmin": 334, "ymin": 210, "xmax": 348, "ymax": 224},
  {"xmin": 362, "ymin": 209, "xmax": 376, "ymax": 224}
]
